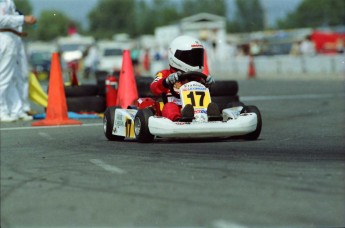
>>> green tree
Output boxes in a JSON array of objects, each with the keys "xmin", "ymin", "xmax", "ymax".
[
  {"xmin": 180, "ymin": 0, "xmax": 227, "ymax": 18},
  {"xmin": 88, "ymin": 0, "xmax": 228, "ymax": 38},
  {"xmin": 133, "ymin": 0, "xmax": 180, "ymax": 35},
  {"xmin": 88, "ymin": 0, "xmax": 136, "ymax": 39},
  {"xmin": 152, "ymin": 0, "xmax": 181, "ymax": 26},
  {"xmin": 36, "ymin": 10, "xmax": 70, "ymax": 41},
  {"xmin": 132, "ymin": 0, "xmax": 153, "ymax": 35},
  {"xmin": 14, "ymin": 0, "xmax": 32, "ymax": 14},
  {"xmin": 277, "ymin": 0, "xmax": 345, "ymax": 29},
  {"xmin": 229, "ymin": 0, "xmax": 264, "ymax": 33}
]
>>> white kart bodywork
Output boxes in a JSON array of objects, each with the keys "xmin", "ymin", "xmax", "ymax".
[
  {"xmin": 148, "ymin": 111, "xmax": 257, "ymax": 138},
  {"xmin": 112, "ymin": 109, "xmax": 137, "ymax": 138},
  {"xmin": 109, "ymin": 80, "xmax": 259, "ymax": 141},
  {"xmin": 111, "ymin": 106, "xmax": 257, "ymax": 139}
]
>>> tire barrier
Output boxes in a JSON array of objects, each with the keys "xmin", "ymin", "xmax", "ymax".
[
  {"xmin": 66, "ymin": 74, "xmax": 240, "ymax": 113},
  {"xmin": 134, "ymin": 77, "xmax": 239, "ymax": 111},
  {"xmin": 136, "ymin": 76, "xmax": 154, "ymax": 97},
  {"xmin": 64, "ymin": 84, "xmax": 100, "ymax": 97},
  {"xmin": 211, "ymin": 95, "xmax": 239, "ymax": 111},
  {"xmin": 209, "ymin": 80, "xmax": 238, "ymax": 96},
  {"xmin": 66, "ymin": 96, "xmax": 106, "ymax": 113},
  {"xmin": 134, "ymin": 77, "xmax": 239, "ymax": 97},
  {"xmin": 95, "ymin": 70, "xmax": 112, "ymax": 96},
  {"xmin": 65, "ymin": 84, "xmax": 106, "ymax": 113}
]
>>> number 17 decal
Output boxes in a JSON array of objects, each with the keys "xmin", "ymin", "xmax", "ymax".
[{"xmin": 182, "ymin": 90, "xmax": 211, "ymax": 108}]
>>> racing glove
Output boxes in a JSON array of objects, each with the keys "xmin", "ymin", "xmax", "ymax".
[
  {"xmin": 205, "ymin": 75, "xmax": 215, "ymax": 88},
  {"xmin": 163, "ymin": 71, "xmax": 182, "ymax": 88}
]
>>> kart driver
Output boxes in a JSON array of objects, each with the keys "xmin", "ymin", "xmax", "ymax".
[{"xmin": 150, "ymin": 35, "xmax": 220, "ymax": 122}]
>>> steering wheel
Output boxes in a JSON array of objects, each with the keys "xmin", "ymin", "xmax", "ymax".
[{"xmin": 169, "ymin": 71, "xmax": 208, "ymax": 99}]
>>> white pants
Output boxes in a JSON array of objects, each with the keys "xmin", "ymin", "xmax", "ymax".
[
  {"xmin": 0, "ymin": 33, "xmax": 23, "ymax": 117},
  {"xmin": 15, "ymin": 40, "xmax": 30, "ymax": 112}
]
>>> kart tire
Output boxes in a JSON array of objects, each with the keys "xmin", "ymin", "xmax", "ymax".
[
  {"xmin": 242, "ymin": 105, "xmax": 262, "ymax": 140},
  {"xmin": 64, "ymin": 85, "xmax": 99, "ymax": 97},
  {"xmin": 212, "ymin": 95, "xmax": 239, "ymax": 111},
  {"xmin": 209, "ymin": 80, "xmax": 238, "ymax": 96},
  {"xmin": 226, "ymin": 101, "xmax": 245, "ymax": 109},
  {"xmin": 104, "ymin": 106, "xmax": 125, "ymax": 141},
  {"xmin": 134, "ymin": 108, "xmax": 155, "ymax": 143}
]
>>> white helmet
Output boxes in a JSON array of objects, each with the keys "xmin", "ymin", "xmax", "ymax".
[{"xmin": 168, "ymin": 35, "xmax": 204, "ymax": 72}]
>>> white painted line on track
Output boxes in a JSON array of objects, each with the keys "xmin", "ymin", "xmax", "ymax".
[
  {"xmin": 241, "ymin": 93, "xmax": 343, "ymax": 101},
  {"xmin": 1, "ymin": 93, "xmax": 343, "ymax": 132},
  {"xmin": 213, "ymin": 220, "xmax": 248, "ymax": 228},
  {"xmin": 0, "ymin": 123, "xmax": 102, "ymax": 131},
  {"xmin": 90, "ymin": 159, "xmax": 126, "ymax": 174},
  {"xmin": 38, "ymin": 132, "xmax": 53, "ymax": 140}
]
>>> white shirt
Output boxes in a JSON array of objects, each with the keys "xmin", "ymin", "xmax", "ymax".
[{"xmin": 0, "ymin": 0, "xmax": 24, "ymax": 30}]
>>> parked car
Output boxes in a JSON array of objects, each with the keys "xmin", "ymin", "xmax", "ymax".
[
  {"xmin": 97, "ymin": 41, "xmax": 124, "ymax": 75},
  {"xmin": 27, "ymin": 41, "xmax": 57, "ymax": 80},
  {"xmin": 57, "ymin": 35, "xmax": 95, "ymax": 63}
]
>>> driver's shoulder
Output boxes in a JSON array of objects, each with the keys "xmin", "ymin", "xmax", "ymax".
[{"xmin": 158, "ymin": 69, "xmax": 173, "ymax": 78}]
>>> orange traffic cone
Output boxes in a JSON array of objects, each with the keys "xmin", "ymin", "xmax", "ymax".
[
  {"xmin": 116, "ymin": 50, "xmax": 139, "ymax": 108},
  {"xmin": 32, "ymin": 53, "xmax": 82, "ymax": 126},
  {"xmin": 202, "ymin": 50, "xmax": 210, "ymax": 75},
  {"xmin": 248, "ymin": 55, "xmax": 256, "ymax": 79}
]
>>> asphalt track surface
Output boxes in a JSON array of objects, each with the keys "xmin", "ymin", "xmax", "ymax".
[{"xmin": 1, "ymin": 79, "xmax": 345, "ymax": 228}]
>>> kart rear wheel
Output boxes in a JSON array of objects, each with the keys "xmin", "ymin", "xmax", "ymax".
[
  {"xmin": 104, "ymin": 106, "xmax": 125, "ymax": 141},
  {"xmin": 242, "ymin": 105, "xmax": 262, "ymax": 140},
  {"xmin": 134, "ymin": 108, "xmax": 155, "ymax": 143}
]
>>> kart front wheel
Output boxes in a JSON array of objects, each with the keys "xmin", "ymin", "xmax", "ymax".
[
  {"xmin": 243, "ymin": 105, "xmax": 262, "ymax": 140},
  {"xmin": 104, "ymin": 106, "xmax": 125, "ymax": 141},
  {"xmin": 134, "ymin": 108, "xmax": 155, "ymax": 143}
]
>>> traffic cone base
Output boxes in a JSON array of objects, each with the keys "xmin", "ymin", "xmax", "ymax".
[{"xmin": 32, "ymin": 53, "xmax": 82, "ymax": 126}]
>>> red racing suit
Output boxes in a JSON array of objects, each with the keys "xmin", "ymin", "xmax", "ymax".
[{"xmin": 150, "ymin": 68, "xmax": 184, "ymax": 121}]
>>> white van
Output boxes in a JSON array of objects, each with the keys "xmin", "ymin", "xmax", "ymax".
[
  {"xmin": 97, "ymin": 41, "xmax": 124, "ymax": 75},
  {"xmin": 57, "ymin": 35, "xmax": 95, "ymax": 62}
]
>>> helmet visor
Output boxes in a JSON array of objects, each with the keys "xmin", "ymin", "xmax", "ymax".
[{"xmin": 174, "ymin": 48, "xmax": 204, "ymax": 68}]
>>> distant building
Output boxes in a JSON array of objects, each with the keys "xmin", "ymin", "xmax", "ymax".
[
  {"xmin": 180, "ymin": 12, "xmax": 226, "ymax": 40},
  {"xmin": 154, "ymin": 13, "xmax": 228, "ymax": 60}
]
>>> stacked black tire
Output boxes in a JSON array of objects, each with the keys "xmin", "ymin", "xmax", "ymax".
[
  {"xmin": 135, "ymin": 76, "xmax": 240, "ymax": 111},
  {"xmin": 65, "ymin": 71, "xmax": 240, "ymax": 113},
  {"xmin": 64, "ymin": 84, "xmax": 106, "ymax": 113},
  {"xmin": 65, "ymin": 71, "xmax": 113, "ymax": 113}
]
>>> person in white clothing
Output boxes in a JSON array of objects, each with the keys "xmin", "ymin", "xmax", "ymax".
[
  {"xmin": 83, "ymin": 43, "xmax": 99, "ymax": 79},
  {"xmin": 16, "ymin": 36, "xmax": 31, "ymax": 114},
  {"xmin": 300, "ymin": 35, "xmax": 316, "ymax": 56},
  {"xmin": 0, "ymin": 0, "xmax": 36, "ymax": 122},
  {"xmin": 15, "ymin": 10, "xmax": 31, "ymax": 115}
]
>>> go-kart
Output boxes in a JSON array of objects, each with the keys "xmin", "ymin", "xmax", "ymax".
[{"xmin": 103, "ymin": 71, "xmax": 262, "ymax": 143}]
